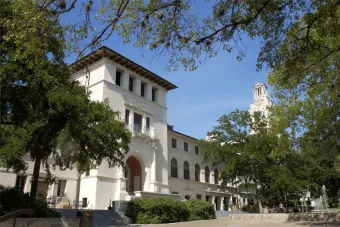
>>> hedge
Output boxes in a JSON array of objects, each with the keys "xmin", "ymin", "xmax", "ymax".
[
  {"xmin": 241, "ymin": 204, "xmax": 259, "ymax": 213},
  {"xmin": 125, "ymin": 197, "xmax": 215, "ymax": 224},
  {"xmin": 185, "ymin": 199, "xmax": 216, "ymax": 221}
]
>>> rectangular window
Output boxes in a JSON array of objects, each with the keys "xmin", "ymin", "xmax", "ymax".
[
  {"xmin": 171, "ymin": 138, "xmax": 177, "ymax": 148},
  {"xmin": 15, "ymin": 175, "xmax": 26, "ymax": 193},
  {"xmin": 196, "ymin": 194, "xmax": 202, "ymax": 200},
  {"xmin": 134, "ymin": 113, "xmax": 143, "ymax": 132},
  {"xmin": 57, "ymin": 180, "xmax": 66, "ymax": 197},
  {"xmin": 172, "ymin": 192, "xmax": 179, "ymax": 195},
  {"xmin": 116, "ymin": 71, "xmax": 121, "ymax": 86},
  {"xmin": 141, "ymin": 83, "xmax": 145, "ymax": 97},
  {"xmin": 195, "ymin": 146, "xmax": 199, "ymax": 155},
  {"xmin": 146, "ymin": 117, "xmax": 150, "ymax": 131},
  {"xmin": 184, "ymin": 142, "xmax": 188, "ymax": 152},
  {"xmin": 185, "ymin": 195, "xmax": 191, "ymax": 200},
  {"xmin": 125, "ymin": 109, "xmax": 130, "ymax": 125},
  {"xmin": 129, "ymin": 77, "xmax": 134, "ymax": 92},
  {"xmin": 152, "ymin": 88, "xmax": 156, "ymax": 102}
]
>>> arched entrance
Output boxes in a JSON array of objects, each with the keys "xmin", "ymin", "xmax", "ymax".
[{"xmin": 126, "ymin": 156, "xmax": 142, "ymax": 193}]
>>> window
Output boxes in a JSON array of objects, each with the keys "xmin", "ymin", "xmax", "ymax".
[
  {"xmin": 232, "ymin": 197, "xmax": 237, "ymax": 205},
  {"xmin": 134, "ymin": 112, "xmax": 142, "ymax": 132},
  {"xmin": 57, "ymin": 180, "xmax": 66, "ymax": 197},
  {"xmin": 184, "ymin": 195, "xmax": 190, "ymax": 200},
  {"xmin": 15, "ymin": 175, "xmax": 26, "ymax": 193},
  {"xmin": 195, "ymin": 146, "xmax": 199, "ymax": 155},
  {"xmin": 171, "ymin": 138, "xmax": 177, "ymax": 148},
  {"xmin": 152, "ymin": 88, "xmax": 156, "ymax": 102},
  {"xmin": 146, "ymin": 117, "xmax": 150, "ymax": 131},
  {"xmin": 184, "ymin": 142, "xmax": 188, "ymax": 152},
  {"xmin": 205, "ymin": 166, "xmax": 210, "ymax": 183},
  {"xmin": 172, "ymin": 192, "xmax": 179, "ymax": 195},
  {"xmin": 196, "ymin": 194, "xmax": 202, "ymax": 200},
  {"xmin": 214, "ymin": 168, "xmax": 219, "ymax": 184},
  {"xmin": 170, "ymin": 158, "xmax": 178, "ymax": 178},
  {"xmin": 141, "ymin": 83, "xmax": 145, "ymax": 97},
  {"xmin": 125, "ymin": 109, "xmax": 130, "ymax": 125},
  {"xmin": 206, "ymin": 196, "xmax": 209, "ymax": 202},
  {"xmin": 195, "ymin": 164, "xmax": 200, "ymax": 181},
  {"xmin": 129, "ymin": 77, "xmax": 134, "ymax": 92},
  {"xmin": 116, "ymin": 71, "xmax": 121, "ymax": 86},
  {"xmin": 183, "ymin": 161, "xmax": 190, "ymax": 180}
]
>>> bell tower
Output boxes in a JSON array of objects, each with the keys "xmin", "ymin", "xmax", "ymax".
[{"xmin": 249, "ymin": 82, "xmax": 273, "ymax": 118}]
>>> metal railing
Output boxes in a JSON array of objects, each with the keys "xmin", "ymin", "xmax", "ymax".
[{"xmin": 0, "ymin": 209, "xmax": 33, "ymax": 227}]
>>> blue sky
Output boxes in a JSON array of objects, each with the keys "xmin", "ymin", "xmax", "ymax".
[{"xmin": 63, "ymin": 3, "xmax": 270, "ymax": 139}]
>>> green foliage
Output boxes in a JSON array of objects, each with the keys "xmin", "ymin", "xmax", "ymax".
[
  {"xmin": 125, "ymin": 197, "xmax": 189, "ymax": 224},
  {"xmin": 0, "ymin": 0, "xmax": 131, "ymax": 198},
  {"xmin": 184, "ymin": 199, "xmax": 215, "ymax": 221},
  {"xmin": 199, "ymin": 110, "xmax": 309, "ymax": 203},
  {"xmin": 241, "ymin": 204, "xmax": 259, "ymax": 213},
  {"xmin": 0, "ymin": 187, "xmax": 60, "ymax": 218}
]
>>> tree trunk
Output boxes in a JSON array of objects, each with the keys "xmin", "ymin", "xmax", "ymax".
[{"xmin": 30, "ymin": 156, "xmax": 41, "ymax": 200}]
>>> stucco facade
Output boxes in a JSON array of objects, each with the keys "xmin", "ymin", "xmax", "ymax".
[{"xmin": 0, "ymin": 47, "xmax": 263, "ymax": 211}]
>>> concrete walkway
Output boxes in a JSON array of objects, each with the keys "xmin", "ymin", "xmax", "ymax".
[{"xmin": 133, "ymin": 218, "xmax": 340, "ymax": 227}]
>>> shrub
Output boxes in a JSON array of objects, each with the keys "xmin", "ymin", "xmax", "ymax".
[
  {"xmin": 126, "ymin": 197, "xmax": 189, "ymax": 224},
  {"xmin": 241, "ymin": 204, "xmax": 259, "ymax": 213},
  {"xmin": 185, "ymin": 199, "xmax": 215, "ymax": 221},
  {"xmin": 0, "ymin": 187, "xmax": 60, "ymax": 218}
]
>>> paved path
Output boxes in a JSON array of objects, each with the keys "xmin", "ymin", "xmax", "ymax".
[{"xmin": 134, "ymin": 218, "xmax": 340, "ymax": 227}]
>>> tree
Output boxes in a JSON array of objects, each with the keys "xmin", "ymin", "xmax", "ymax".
[
  {"xmin": 0, "ymin": 0, "xmax": 131, "ymax": 199},
  {"xmin": 198, "ymin": 110, "xmax": 309, "ymax": 208},
  {"xmin": 265, "ymin": 0, "xmax": 340, "ymax": 196}
]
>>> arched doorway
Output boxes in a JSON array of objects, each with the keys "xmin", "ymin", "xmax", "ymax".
[{"xmin": 126, "ymin": 156, "xmax": 142, "ymax": 193}]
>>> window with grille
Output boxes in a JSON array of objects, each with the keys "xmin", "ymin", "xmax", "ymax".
[
  {"xmin": 214, "ymin": 168, "xmax": 219, "ymax": 184},
  {"xmin": 15, "ymin": 175, "xmax": 26, "ymax": 193},
  {"xmin": 184, "ymin": 142, "xmax": 188, "ymax": 152},
  {"xmin": 129, "ymin": 77, "xmax": 134, "ymax": 92},
  {"xmin": 196, "ymin": 194, "xmax": 202, "ymax": 200},
  {"xmin": 170, "ymin": 158, "xmax": 178, "ymax": 178},
  {"xmin": 183, "ymin": 161, "xmax": 190, "ymax": 180},
  {"xmin": 116, "ymin": 71, "xmax": 121, "ymax": 86},
  {"xmin": 57, "ymin": 180, "xmax": 66, "ymax": 196},
  {"xmin": 171, "ymin": 138, "xmax": 177, "ymax": 148},
  {"xmin": 205, "ymin": 166, "xmax": 210, "ymax": 183},
  {"xmin": 195, "ymin": 164, "xmax": 200, "ymax": 181}
]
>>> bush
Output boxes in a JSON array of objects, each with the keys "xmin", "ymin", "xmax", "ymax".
[
  {"xmin": 185, "ymin": 199, "xmax": 215, "ymax": 221},
  {"xmin": 241, "ymin": 204, "xmax": 259, "ymax": 213},
  {"xmin": 0, "ymin": 187, "xmax": 60, "ymax": 218},
  {"xmin": 126, "ymin": 197, "xmax": 189, "ymax": 224}
]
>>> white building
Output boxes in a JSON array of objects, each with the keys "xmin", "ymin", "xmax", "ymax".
[
  {"xmin": 249, "ymin": 82, "xmax": 273, "ymax": 118},
  {"xmin": 0, "ymin": 46, "xmax": 261, "ymax": 211}
]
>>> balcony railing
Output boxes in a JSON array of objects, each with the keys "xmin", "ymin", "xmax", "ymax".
[{"xmin": 127, "ymin": 123, "xmax": 152, "ymax": 137}]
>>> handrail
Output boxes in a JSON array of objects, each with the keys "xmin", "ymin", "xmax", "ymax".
[{"xmin": 0, "ymin": 209, "xmax": 33, "ymax": 225}]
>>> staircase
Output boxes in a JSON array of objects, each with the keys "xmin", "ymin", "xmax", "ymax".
[
  {"xmin": 92, "ymin": 210, "xmax": 130, "ymax": 227},
  {"xmin": 56, "ymin": 209, "xmax": 132, "ymax": 226}
]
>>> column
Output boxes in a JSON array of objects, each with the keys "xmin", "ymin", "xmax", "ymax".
[
  {"xmin": 212, "ymin": 196, "xmax": 216, "ymax": 210},
  {"xmin": 146, "ymin": 83, "xmax": 152, "ymax": 101},
  {"xmin": 121, "ymin": 71, "xmax": 129, "ymax": 90},
  {"xmin": 135, "ymin": 78, "xmax": 141, "ymax": 96},
  {"xmin": 150, "ymin": 141, "xmax": 158, "ymax": 192},
  {"xmin": 221, "ymin": 197, "xmax": 224, "ymax": 211},
  {"xmin": 245, "ymin": 197, "xmax": 248, "ymax": 205},
  {"xmin": 115, "ymin": 167, "xmax": 128, "ymax": 200},
  {"xmin": 130, "ymin": 110, "xmax": 134, "ymax": 132},
  {"xmin": 142, "ymin": 115, "xmax": 146, "ymax": 134}
]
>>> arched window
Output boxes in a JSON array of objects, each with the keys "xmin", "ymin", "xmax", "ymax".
[
  {"xmin": 205, "ymin": 166, "xmax": 210, "ymax": 183},
  {"xmin": 195, "ymin": 164, "xmax": 200, "ymax": 181},
  {"xmin": 183, "ymin": 161, "xmax": 190, "ymax": 180},
  {"xmin": 214, "ymin": 168, "xmax": 219, "ymax": 184},
  {"xmin": 171, "ymin": 158, "xmax": 178, "ymax": 178}
]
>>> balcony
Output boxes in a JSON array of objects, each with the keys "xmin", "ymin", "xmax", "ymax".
[{"xmin": 127, "ymin": 124, "xmax": 156, "ymax": 139}]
